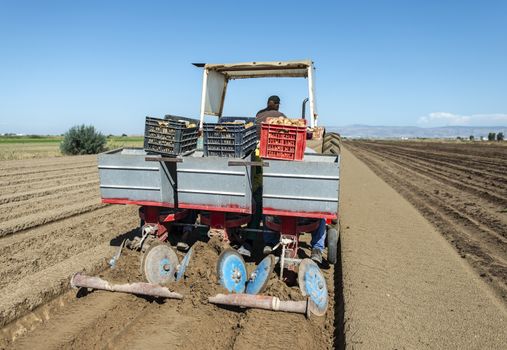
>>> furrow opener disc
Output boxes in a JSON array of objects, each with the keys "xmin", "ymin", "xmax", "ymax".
[
  {"xmin": 245, "ymin": 255, "xmax": 275, "ymax": 295},
  {"xmin": 176, "ymin": 247, "xmax": 193, "ymax": 281},
  {"xmin": 142, "ymin": 243, "xmax": 179, "ymax": 285},
  {"xmin": 298, "ymin": 258, "xmax": 328, "ymax": 316},
  {"xmin": 217, "ymin": 249, "xmax": 247, "ymax": 293}
]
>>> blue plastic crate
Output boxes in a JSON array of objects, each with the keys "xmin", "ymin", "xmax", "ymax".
[
  {"xmin": 203, "ymin": 122, "xmax": 257, "ymax": 158},
  {"xmin": 144, "ymin": 116, "xmax": 199, "ymax": 156}
]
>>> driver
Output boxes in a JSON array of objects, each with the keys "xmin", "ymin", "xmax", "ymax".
[{"xmin": 255, "ymin": 95, "xmax": 286, "ymax": 136}]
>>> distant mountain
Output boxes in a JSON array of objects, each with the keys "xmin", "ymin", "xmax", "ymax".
[{"xmin": 326, "ymin": 125, "xmax": 507, "ymax": 139}]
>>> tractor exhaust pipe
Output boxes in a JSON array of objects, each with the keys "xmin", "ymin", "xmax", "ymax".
[
  {"xmin": 301, "ymin": 97, "xmax": 309, "ymax": 120},
  {"xmin": 208, "ymin": 293, "xmax": 310, "ymax": 317},
  {"xmin": 70, "ymin": 273, "xmax": 183, "ymax": 300}
]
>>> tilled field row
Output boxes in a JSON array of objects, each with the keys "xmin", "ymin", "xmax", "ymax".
[
  {"xmin": 0, "ymin": 203, "xmax": 140, "ymax": 329},
  {"xmin": 0, "ymin": 180, "xmax": 99, "ymax": 204},
  {"xmin": 365, "ymin": 140, "xmax": 507, "ymax": 165},
  {"xmin": 0, "ymin": 187, "xmax": 99, "ymax": 222},
  {"xmin": 0, "ymin": 199, "xmax": 106, "ymax": 238},
  {"xmin": 364, "ymin": 142, "xmax": 507, "ymax": 180},
  {"xmin": 352, "ymin": 143, "xmax": 507, "ymax": 236},
  {"xmin": 0, "ymin": 205, "xmax": 139, "ymax": 290},
  {"xmin": 346, "ymin": 141, "xmax": 507, "ymax": 302},
  {"xmin": 0, "ymin": 155, "xmax": 141, "ymax": 333},
  {"xmin": 358, "ymin": 141, "xmax": 507, "ymax": 184},
  {"xmin": 1, "ymin": 172, "xmax": 99, "ymax": 196},
  {"xmin": 0, "ymin": 168, "xmax": 98, "ymax": 188},
  {"xmin": 0, "ymin": 156, "xmax": 96, "ymax": 175}
]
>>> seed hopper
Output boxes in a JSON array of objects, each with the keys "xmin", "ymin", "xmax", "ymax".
[{"xmin": 71, "ymin": 60, "xmax": 341, "ymax": 317}]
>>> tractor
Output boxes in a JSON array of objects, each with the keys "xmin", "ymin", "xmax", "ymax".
[{"xmin": 71, "ymin": 60, "xmax": 341, "ymax": 317}]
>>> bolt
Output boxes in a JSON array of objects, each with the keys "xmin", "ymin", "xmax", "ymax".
[
  {"xmin": 163, "ymin": 264, "xmax": 171, "ymax": 271},
  {"xmin": 232, "ymin": 268, "xmax": 242, "ymax": 282}
]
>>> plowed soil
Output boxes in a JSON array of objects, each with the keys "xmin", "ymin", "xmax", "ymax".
[
  {"xmin": 345, "ymin": 140, "xmax": 507, "ymax": 301},
  {"xmin": 2, "ymin": 140, "xmax": 506, "ymax": 349},
  {"xmin": 0, "ymin": 155, "xmax": 339, "ymax": 349}
]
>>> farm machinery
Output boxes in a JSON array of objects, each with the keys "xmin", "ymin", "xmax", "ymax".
[{"xmin": 71, "ymin": 60, "xmax": 341, "ymax": 317}]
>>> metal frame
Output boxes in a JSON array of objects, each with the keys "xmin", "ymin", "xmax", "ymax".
[{"xmin": 196, "ymin": 60, "xmax": 318, "ymax": 129}]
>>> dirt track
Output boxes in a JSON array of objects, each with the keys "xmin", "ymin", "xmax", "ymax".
[
  {"xmin": 345, "ymin": 140, "xmax": 507, "ymax": 301},
  {"xmin": 340, "ymin": 144, "xmax": 507, "ymax": 348}
]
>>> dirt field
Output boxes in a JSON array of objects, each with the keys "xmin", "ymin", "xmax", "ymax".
[
  {"xmin": 345, "ymin": 140, "xmax": 507, "ymax": 302},
  {"xmin": 2, "ymin": 140, "xmax": 507, "ymax": 349},
  {"xmin": 0, "ymin": 154, "xmax": 339, "ymax": 349},
  {"xmin": 339, "ymin": 145, "xmax": 507, "ymax": 348}
]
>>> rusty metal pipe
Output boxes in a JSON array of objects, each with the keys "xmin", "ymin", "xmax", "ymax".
[
  {"xmin": 70, "ymin": 273, "xmax": 183, "ymax": 299},
  {"xmin": 208, "ymin": 293, "xmax": 309, "ymax": 317}
]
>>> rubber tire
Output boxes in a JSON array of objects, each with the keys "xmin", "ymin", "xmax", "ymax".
[
  {"xmin": 327, "ymin": 223, "xmax": 339, "ymax": 265},
  {"xmin": 323, "ymin": 134, "xmax": 341, "ymax": 155}
]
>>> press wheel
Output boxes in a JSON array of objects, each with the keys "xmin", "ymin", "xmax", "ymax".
[{"xmin": 141, "ymin": 243, "xmax": 179, "ymax": 285}]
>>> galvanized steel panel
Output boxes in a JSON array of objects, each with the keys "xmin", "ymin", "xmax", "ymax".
[
  {"xmin": 98, "ymin": 148, "xmax": 176, "ymax": 205},
  {"xmin": 262, "ymin": 153, "xmax": 340, "ymax": 217},
  {"xmin": 177, "ymin": 152, "xmax": 253, "ymax": 213}
]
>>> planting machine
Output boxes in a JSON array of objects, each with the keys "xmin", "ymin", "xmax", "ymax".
[{"xmin": 71, "ymin": 60, "xmax": 341, "ymax": 317}]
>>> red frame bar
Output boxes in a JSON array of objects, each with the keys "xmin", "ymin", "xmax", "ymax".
[
  {"xmin": 264, "ymin": 216, "xmax": 320, "ymax": 235},
  {"xmin": 200, "ymin": 212, "xmax": 251, "ymax": 229}
]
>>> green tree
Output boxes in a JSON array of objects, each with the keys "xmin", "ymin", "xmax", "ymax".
[
  {"xmin": 497, "ymin": 132, "xmax": 504, "ymax": 141},
  {"xmin": 488, "ymin": 132, "xmax": 496, "ymax": 141},
  {"xmin": 60, "ymin": 125, "xmax": 106, "ymax": 155},
  {"xmin": 469, "ymin": 135, "xmax": 474, "ymax": 141}
]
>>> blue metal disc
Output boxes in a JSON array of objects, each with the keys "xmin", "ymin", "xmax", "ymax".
[
  {"xmin": 246, "ymin": 255, "xmax": 275, "ymax": 295},
  {"xmin": 217, "ymin": 249, "xmax": 247, "ymax": 293},
  {"xmin": 298, "ymin": 258, "xmax": 328, "ymax": 316},
  {"xmin": 142, "ymin": 243, "xmax": 179, "ymax": 285},
  {"xmin": 176, "ymin": 247, "xmax": 193, "ymax": 281}
]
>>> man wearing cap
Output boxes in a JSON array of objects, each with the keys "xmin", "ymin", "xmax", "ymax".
[
  {"xmin": 255, "ymin": 95, "xmax": 286, "ymax": 137},
  {"xmin": 239, "ymin": 95, "xmax": 286, "ymax": 258}
]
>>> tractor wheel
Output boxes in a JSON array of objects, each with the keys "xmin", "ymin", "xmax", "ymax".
[
  {"xmin": 327, "ymin": 222, "xmax": 340, "ymax": 265},
  {"xmin": 323, "ymin": 133, "xmax": 341, "ymax": 155},
  {"xmin": 323, "ymin": 133, "xmax": 341, "ymax": 230}
]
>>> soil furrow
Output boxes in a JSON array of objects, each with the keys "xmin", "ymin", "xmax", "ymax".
[
  {"xmin": 360, "ymin": 142, "xmax": 507, "ymax": 188},
  {"xmin": 0, "ymin": 200, "xmax": 106, "ymax": 238},
  {"xmin": 0, "ymin": 188, "xmax": 99, "ymax": 222},
  {"xmin": 0, "ymin": 205, "xmax": 138, "ymax": 290},
  {"xmin": 0, "ymin": 180, "xmax": 98, "ymax": 205},
  {"xmin": 1, "ymin": 174, "xmax": 98, "ymax": 196},
  {"xmin": 360, "ymin": 141, "xmax": 507, "ymax": 173},
  {"xmin": 0, "ymin": 163, "xmax": 96, "ymax": 179},
  {"xmin": 353, "ymin": 142, "xmax": 507, "ymax": 197},
  {"xmin": 352, "ymin": 144, "xmax": 507, "ymax": 238},
  {"xmin": 0, "ymin": 169, "xmax": 97, "ymax": 188}
]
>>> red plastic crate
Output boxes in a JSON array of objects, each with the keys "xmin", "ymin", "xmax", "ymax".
[{"xmin": 260, "ymin": 121, "xmax": 307, "ymax": 161}]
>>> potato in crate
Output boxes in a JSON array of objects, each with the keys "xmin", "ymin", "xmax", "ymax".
[
  {"xmin": 259, "ymin": 117, "xmax": 307, "ymax": 161},
  {"xmin": 203, "ymin": 121, "xmax": 257, "ymax": 158},
  {"xmin": 144, "ymin": 115, "xmax": 199, "ymax": 156}
]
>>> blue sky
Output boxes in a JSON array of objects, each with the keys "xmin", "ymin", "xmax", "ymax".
[{"xmin": 0, "ymin": 0, "xmax": 506, "ymax": 135}]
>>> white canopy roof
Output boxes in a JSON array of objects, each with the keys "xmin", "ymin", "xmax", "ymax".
[
  {"xmin": 198, "ymin": 60, "xmax": 313, "ymax": 79},
  {"xmin": 196, "ymin": 60, "xmax": 318, "ymax": 128}
]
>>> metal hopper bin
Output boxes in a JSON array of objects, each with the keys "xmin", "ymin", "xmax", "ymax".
[{"xmin": 98, "ymin": 148, "xmax": 177, "ymax": 207}]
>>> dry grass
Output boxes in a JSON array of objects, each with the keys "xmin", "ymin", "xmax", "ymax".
[{"xmin": 0, "ymin": 136, "xmax": 144, "ymax": 160}]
